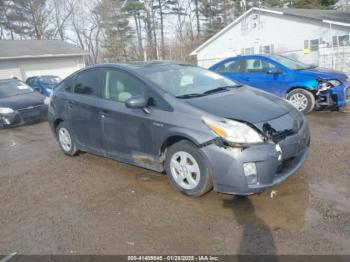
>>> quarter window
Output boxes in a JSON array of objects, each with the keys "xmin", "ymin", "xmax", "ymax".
[{"xmin": 103, "ymin": 70, "xmax": 146, "ymax": 103}]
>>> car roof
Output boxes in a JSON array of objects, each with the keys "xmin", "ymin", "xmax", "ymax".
[
  {"xmin": 233, "ymin": 54, "xmax": 274, "ymax": 60},
  {"xmin": 209, "ymin": 54, "xmax": 276, "ymax": 68},
  {"xmin": 87, "ymin": 61, "xmax": 193, "ymax": 72},
  {"xmin": 29, "ymin": 75, "xmax": 58, "ymax": 78}
]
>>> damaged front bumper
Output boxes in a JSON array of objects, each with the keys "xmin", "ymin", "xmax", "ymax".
[
  {"xmin": 316, "ymin": 82, "xmax": 350, "ymax": 109},
  {"xmin": 0, "ymin": 105, "xmax": 48, "ymax": 128},
  {"xmin": 199, "ymin": 118, "xmax": 310, "ymax": 195}
]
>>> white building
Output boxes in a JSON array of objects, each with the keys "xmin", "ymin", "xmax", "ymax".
[
  {"xmin": 191, "ymin": 8, "xmax": 350, "ymax": 74},
  {"xmin": 0, "ymin": 40, "xmax": 87, "ymax": 81}
]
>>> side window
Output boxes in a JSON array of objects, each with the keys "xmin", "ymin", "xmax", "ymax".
[
  {"xmin": 242, "ymin": 59, "xmax": 276, "ymax": 74},
  {"xmin": 74, "ymin": 69, "xmax": 104, "ymax": 96},
  {"xmin": 103, "ymin": 70, "xmax": 146, "ymax": 103},
  {"xmin": 215, "ymin": 60, "xmax": 241, "ymax": 73},
  {"xmin": 55, "ymin": 77, "xmax": 71, "ymax": 92}
]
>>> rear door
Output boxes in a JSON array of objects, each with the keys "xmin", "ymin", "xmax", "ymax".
[
  {"xmin": 66, "ymin": 68, "xmax": 105, "ymax": 155},
  {"xmin": 213, "ymin": 59, "xmax": 246, "ymax": 83}
]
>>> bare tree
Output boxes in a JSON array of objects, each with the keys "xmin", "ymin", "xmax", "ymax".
[{"xmin": 50, "ymin": 0, "xmax": 74, "ymax": 40}]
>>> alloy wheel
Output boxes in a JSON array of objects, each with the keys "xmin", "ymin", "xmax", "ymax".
[
  {"xmin": 170, "ymin": 151, "xmax": 201, "ymax": 190},
  {"xmin": 58, "ymin": 127, "xmax": 72, "ymax": 152}
]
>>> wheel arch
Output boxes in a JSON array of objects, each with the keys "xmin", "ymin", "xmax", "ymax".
[
  {"xmin": 159, "ymin": 135, "xmax": 198, "ymax": 161},
  {"xmin": 284, "ymin": 86, "xmax": 316, "ymax": 98},
  {"xmin": 53, "ymin": 118, "xmax": 64, "ymax": 133}
]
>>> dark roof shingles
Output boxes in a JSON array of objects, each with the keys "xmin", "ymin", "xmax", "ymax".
[
  {"xmin": 269, "ymin": 8, "xmax": 350, "ymax": 24},
  {"xmin": 0, "ymin": 40, "xmax": 86, "ymax": 59}
]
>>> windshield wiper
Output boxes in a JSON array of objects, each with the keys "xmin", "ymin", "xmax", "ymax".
[
  {"xmin": 176, "ymin": 93, "xmax": 205, "ymax": 99},
  {"xmin": 203, "ymin": 85, "xmax": 241, "ymax": 95}
]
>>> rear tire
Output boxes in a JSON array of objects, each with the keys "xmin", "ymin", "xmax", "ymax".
[
  {"xmin": 286, "ymin": 88, "xmax": 315, "ymax": 114},
  {"xmin": 165, "ymin": 140, "xmax": 213, "ymax": 197},
  {"xmin": 56, "ymin": 122, "xmax": 79, "ymax": 156}
]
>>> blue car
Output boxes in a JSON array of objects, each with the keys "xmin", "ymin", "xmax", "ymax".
[
  {"xmin": 209, "ymin": 55, "xmax": 350, "ymax": 113},
  {"xmin": 26, "ymin": 75, "xmax": 61, "ymax": 97}
]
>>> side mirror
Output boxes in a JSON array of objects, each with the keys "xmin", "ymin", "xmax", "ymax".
[
  {"xmin": 267, "ymin": 67, "xmax": 282, "ymax": 74},
  {"xmin": 125, "ymin": 96, "xmax": 148, "ymax": 109}
]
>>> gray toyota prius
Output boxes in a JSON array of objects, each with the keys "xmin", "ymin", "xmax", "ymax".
[{"xmin": 48, "ymin": 62, "xmax": 310, "ymax": 197}]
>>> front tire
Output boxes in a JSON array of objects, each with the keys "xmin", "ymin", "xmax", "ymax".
[
  {"xmin": 286, "ymin": 88, "xmax": 315, "ymax": 114},
  {"xmin": 56, "ymin": 122, "xmax": 79, "ymax": 156},
  {"xmin": 165, "ymin": 140, "xmax": 213, "ymax": 197}
]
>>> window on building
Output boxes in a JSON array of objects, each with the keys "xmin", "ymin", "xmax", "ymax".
[
  {"xmin": 310, "ymin": 39, "xmax": 320, "ymax": 51},
  {"xmin": 332, "ymin": 35, "xmax": 350, "ymax": 47},
  {"xmin": 339, "ymin": 35, "xmax": 350, "ymax": 46},
  {"xmin": 241, "ymin": 47, "xmax": 254, "ymax": 55},
  {"xmin": 259, "ymin": 44, "xmax": 274, "ymax": 54},
  {"xmin": 332, "ymin": 36, "xmax": 339, "ymax": 47},
  {"xmin": 304, "ymin": 40, "xmax": 309, "ymax": 49}
]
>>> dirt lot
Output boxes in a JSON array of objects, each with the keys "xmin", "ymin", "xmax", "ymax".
[{"xmin": 0, "ymin": 111, "xmax": 350, "ymax": 255}]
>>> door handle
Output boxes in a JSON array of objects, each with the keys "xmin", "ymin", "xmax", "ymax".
[
  {"xmin": 99, "ymin": 109, "xmax": 109, "ymax": 117},
  {"xmin": 67, "ymin": 100, "xmax": 75, "ymax": 109}
]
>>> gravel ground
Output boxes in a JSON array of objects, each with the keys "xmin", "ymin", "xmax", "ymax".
[{"xmin": 0, "ymin": 111, "xmax": 349, "ymax": 255}]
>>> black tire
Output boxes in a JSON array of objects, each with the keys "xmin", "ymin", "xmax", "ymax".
[
  {"xmin": 165, "ymin": 140, "xmax": 213, "ymax": 197},
  {"xmin": 56, "ymin": 122, "xmax": 79, "ymax": 156},
  {"xmin": 286, "ymin": 88, "xmax": 315, "ymax": 114}
]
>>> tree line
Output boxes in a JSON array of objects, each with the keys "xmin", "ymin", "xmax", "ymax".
[{"xmin": 0, "ymin": 0, "xmax": 338, "ymax": 64}]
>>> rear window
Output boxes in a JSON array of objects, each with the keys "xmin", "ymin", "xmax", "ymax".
[
  {"xmin": 73, "ymin": 69, "xmax": 104, "ymax": 96},
  {"xmin": 0, "ymin": 80, "xmax": 34, "ymax": 98}
]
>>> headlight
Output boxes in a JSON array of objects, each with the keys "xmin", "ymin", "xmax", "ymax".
[
  {"xmin": 0, "ymin": 107, "xmax": 14, "ymax": 114},
  {"xmin": 319, "ymin": 79, "xmax": 342, "ymax": 91},
  {"xmin": 202, "ymin": 116, "xmax": 264, "ymax": 144},
  {"xmin": 328, "ymin": 79, "xmax": 342, "ymax": 87}
]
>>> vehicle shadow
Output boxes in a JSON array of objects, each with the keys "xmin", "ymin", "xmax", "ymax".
[{"xmin": 222, "ymin": 196, "xmax": 277, "ymax": 260}]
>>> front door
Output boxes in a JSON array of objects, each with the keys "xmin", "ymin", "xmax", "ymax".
[
  {"xmin": 238, "ymin": 58, "xmax": 284, "ymax": 96},
  {"xmin": 98, "ymin": 69, "xmax": 156, "ymax": 164}
]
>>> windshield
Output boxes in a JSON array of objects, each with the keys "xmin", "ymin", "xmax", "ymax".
[
  {"xmin": 271, "ymin": 55, "xmax": 313, "ymax": 70},
  {"xmin": 0, "ymin": 79, "xmax": 34, "ymax": 98},
  {"xmin": 39, "ymin": 76, "xmax": 61, "ymax": 85},
  {"xmin": 142, "ymin": 66, "xmax": 240, "ymax": 97}
]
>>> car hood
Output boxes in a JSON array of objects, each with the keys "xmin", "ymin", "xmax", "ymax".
[
  {"xmin": 0, "ymin": 91, "xmax": 45, "ymax": 110},
  {"xmin": 186, "ymin": 86, "xmax": 291, "ymax": 124},
  {"xmin": 298, "ymin": 67, "xmax": 348, "ymax": 82}
]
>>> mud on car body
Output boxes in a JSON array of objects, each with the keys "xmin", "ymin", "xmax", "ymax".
[
  {"xmin": 48, "ymin": 62, "xmax": 310, "ymax": 197},
  {"xmin": 0, "ymin": 79, "xmax": 48, "ymax": 128}
]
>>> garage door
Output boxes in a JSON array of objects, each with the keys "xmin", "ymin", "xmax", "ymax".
[
  {"xmin": 0, "ymin": 65, "xmax": 22, "ymax": 80},
  {"xmin": 21, "ymin": 57, "xmax": 82, "ymax": 80}
]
